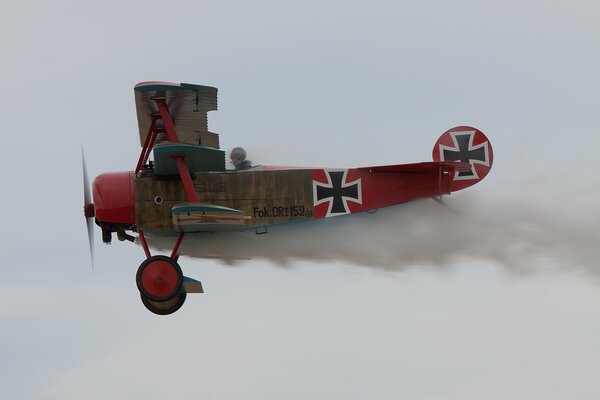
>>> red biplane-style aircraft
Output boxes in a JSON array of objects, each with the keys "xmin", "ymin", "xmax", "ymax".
[{"xmin": 82, "ymin": 81, "xmax": 493, "ymax": 315}]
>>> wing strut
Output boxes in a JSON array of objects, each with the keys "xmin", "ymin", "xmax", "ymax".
[
  {"xmin": 154, "ymin": 97, "xmax": 199, "ymax": 203},
  {"xmin": 135, "ymin": 96, "xmax": 199, "ymax": 264},
  {"xmin": 134, "ymin": 96, "xmax": 200, "ymax": 203},
  {"xmin": 135, "ymin": 115, "xmax": 160, "ymax": 174},
  {"xmin": 154, "ymin": 97, "xmax": 180, "ymax": 143}
]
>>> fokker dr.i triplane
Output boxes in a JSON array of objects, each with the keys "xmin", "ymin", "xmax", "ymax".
[{"xmin": 82, "ymin": 81, "xmax": 493, "ymax": 315}]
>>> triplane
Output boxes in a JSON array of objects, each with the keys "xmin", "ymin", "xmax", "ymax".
[{"xmin": 82, "ymin": 81, "xmax": 493, "ymax": 315}]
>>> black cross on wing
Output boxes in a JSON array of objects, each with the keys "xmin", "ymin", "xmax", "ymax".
[
  {"xmin": 439, "ymin": 130, "xmax": 490, "ymax": 180},
  {"xmin": 313, "ymin": 170, "xmax": 362, "ymax": 217}
]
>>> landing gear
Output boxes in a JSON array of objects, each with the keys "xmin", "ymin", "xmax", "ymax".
[
  {"xmin": 136, "ymin": 255, "xmax": 183, "ymax": 301},
  {"xmin": 140, "ymin": 290, "xmax": 187, "ymax": 315},
  {"xmin": 136, "ymin": 255, "xmax": 187, "ymax": 315},
  {"xmin": 135, "ymin": 230, "xmax": 199, "ymax": 315}
]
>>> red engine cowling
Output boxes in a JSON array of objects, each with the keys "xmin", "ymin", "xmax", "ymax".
[{"xmin": 92, "ymin": 171, "xmax": 135, "ymax": 225}]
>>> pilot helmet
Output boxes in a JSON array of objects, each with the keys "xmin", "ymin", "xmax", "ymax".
[{"xmin": 230, "ymin": 147, "xmax": 247, "ymax": 162}]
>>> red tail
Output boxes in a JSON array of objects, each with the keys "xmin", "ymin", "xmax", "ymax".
[{"xmin": 432, "ymin": 126, "xmax": 493, "ymax": 192}]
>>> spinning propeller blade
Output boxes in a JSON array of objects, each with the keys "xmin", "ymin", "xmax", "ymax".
[{"xmin": 82, "ymin": 147, "xmax": 95, "ymax": 269}]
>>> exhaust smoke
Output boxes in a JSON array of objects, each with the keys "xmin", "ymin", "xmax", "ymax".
[{"xmin": 145, "ymin": 190, "xmax": 600, "ymax": 276}]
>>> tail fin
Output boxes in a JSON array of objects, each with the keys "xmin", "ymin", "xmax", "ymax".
[{"xmin": 432, "ymin": 126, "xmax": 493, "ymax": 192}]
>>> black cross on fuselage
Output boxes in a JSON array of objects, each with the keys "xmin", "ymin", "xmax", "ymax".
[
  {"xmin": 316, "ymin": 171, "xmax": 360, "ymax": 214},
  {"xmin": 442, "ymin": 133, "xmax": 487, "ymax": 177}
]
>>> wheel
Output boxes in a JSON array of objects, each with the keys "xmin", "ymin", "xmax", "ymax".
[
  {"xmin": 140, "ymin": 290, "xmax": 187, "ymax": 315},
  {"xmin": 136, "ymin": 255, "xmax": 183, "ymax": 302}
]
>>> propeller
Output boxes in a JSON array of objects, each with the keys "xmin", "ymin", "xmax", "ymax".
[{"xmin": 82, "ymin": 146, "xmax": 95, "ymax": 269}]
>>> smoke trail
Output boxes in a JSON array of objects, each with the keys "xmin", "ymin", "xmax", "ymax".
[{"xmin": 145, "ymin": 192, "xmax": 600, "ymax": 275}]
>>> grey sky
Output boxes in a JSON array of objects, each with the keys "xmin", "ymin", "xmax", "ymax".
[{"xmin": 1, "ymin": 1, "xmax": 599, "ymax": 399}]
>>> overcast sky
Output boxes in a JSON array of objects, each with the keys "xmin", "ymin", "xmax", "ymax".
[{"xmin": 1, "ymin": 1, "xmax": 600, "ymax": 399}]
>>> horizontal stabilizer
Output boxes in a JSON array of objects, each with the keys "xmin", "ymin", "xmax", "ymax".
[{"xmin": 361, "ymin": 161, "xmax": 472, "ymax": 174}]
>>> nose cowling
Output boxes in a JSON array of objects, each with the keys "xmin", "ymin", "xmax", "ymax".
[{"xmin": 92, "ymin": 171, "xmax": 136, "ymax": 225}]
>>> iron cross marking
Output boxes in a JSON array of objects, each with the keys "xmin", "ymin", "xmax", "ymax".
[
  {"xmin": 315, "ymin": 171, "xmax": 361, "ymax": 215},
  {"xmin": 441, "ymin": 132, "xmax": 488, "ymax": 178}
]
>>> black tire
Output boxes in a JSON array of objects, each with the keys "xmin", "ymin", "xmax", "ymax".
[
  {"xmin": 140, "ymin": 290, "xmax": 187, "ymax": 315},
  {"xmin": 136, "ymin": 255, "xmax": 183, "ymax": 302}
]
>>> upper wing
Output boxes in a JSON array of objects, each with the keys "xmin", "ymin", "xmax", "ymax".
[
  {"xmin": 359, "ymin": 161, "xmax": 472, "ymax": 174},
  {"xmin": 134, "ymin": 81, "xmax": 219, "ymax": 148}
]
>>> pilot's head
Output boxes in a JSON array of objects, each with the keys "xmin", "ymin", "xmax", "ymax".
[{"xmin": 230, "ymin": 147, "xmax": 247, "ymax": 164}]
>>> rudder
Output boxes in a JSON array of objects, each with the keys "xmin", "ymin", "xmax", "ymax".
[{"xmin": 432, "ymin": 126, "xmax": 493, "ymax": 192}]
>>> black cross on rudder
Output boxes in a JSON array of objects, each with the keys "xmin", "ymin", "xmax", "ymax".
[{"xmin": 442, "ymin": 133, "xmax": 487, "ymax": 177}]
